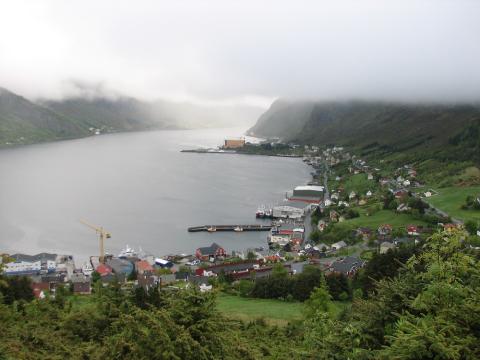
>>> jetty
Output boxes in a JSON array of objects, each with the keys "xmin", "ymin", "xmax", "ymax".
[{"xmin": 188, "ymin": 224, "xmax": 272, "ymax": 232}]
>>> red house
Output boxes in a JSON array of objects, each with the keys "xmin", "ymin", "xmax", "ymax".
[
  {"xmin": 195, "ymin": 243, "xmax": 226, "ymax": 260},
  {"xmin": 135, "ymin": 260, "xmax": 154, "ymax": 275},
  {"xmin": 96, "ymin": 264, "xmax": 113, "ymax": 276},
  {"xmin": 407, "ymin": 225, "xmax": 419, "ymax": 236}
]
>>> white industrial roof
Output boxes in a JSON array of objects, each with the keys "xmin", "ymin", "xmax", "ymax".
[
  {"xmin": 294, "ymin": 185, "xmax": 324, "ymax": 192},
  {"xmin": 155, "ymin": 258, "xmax": 171, "ymax": 265}
]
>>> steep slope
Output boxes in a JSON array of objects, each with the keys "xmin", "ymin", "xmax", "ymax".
[
  {"xmin": 248, "ymin": 100, "xmax": 480, "ymax": 161},
  {"xmin": 0, "ymin": 87, "xmax": 89, "ymax": 145},
  {"xmin": 297, "ymin": 102, "xmax": 480, "ymax": 151},
  {"xmin": 247, "ymin": 99, "xmax": 315, "ymax": 139}
]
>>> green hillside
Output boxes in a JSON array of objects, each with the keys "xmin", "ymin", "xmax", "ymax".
[
  {"xmin": 0, "ymin": 87, "xmax": 90, "ymax": 145},
  {"xmin": 0, "ymin": 86, "xmax": 264, "ymax": 147},
  {"xmin": 248, "ymin": 100, "xmax": 480, "ymax": 164}
]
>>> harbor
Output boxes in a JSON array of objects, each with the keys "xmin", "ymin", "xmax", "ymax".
[{"xmin": 187, "ymin": 224, "xmax": 273, "ymax": 232}]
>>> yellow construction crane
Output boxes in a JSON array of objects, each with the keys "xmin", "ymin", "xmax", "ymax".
[{"xmin": 80, "ymin": 220, "xmax": 111, "ymax": 264}]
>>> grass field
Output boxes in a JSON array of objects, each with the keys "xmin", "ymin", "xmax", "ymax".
[
  {"xmin": 342, "ymin": 173, "xmax": 376, "ymax": 195},
  {"xmin": 339, "ymin": 209, "xmax": 429, "ymax": 229},
  {"xmin": 427, "ymin": 186, "xmax": 480, "ymax": 222},
  {"xmin": 216, "ymin": 294, "xmax": 347, "ymax": 326}
]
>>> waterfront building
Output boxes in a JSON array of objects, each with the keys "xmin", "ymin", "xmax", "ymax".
[
  {"xmin": 195, "ymin": 243, "xmax": 226, "ymax": 261},
  {"xmin": 272, "ymin": 202, "xmax": 307, "ymax": 219},
  {"xmin": 224, "ymin": 138, "xmax": 245, "ymax": 149},
  {"xmin": 4, "ymin": 253, "xmax": 57, "ymax": 275}
]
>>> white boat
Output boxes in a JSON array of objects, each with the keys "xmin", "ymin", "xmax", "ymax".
[
  {"xmin": 234, "ymin": 226, "xmax": 243, "ymax": 232},
  {"xmin": 207, "ymin": 227, "xmax": 217, "ymax": 232},
  {"xmin": 118, "ymin": 245, "xmax": 138, "ymax": 258}
]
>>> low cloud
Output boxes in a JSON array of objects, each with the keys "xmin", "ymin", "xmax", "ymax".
[{"xmin": 1, "ymin": 0, "xmax": 479, "ymax": 106}]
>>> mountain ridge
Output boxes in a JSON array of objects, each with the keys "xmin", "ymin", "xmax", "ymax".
[
  {"xmin": 247, "ymin": 99, "xmax": 480, "ymax": 163},
  {"xmin": 0, "ymin": 86, "xmax": 263, "ymax": 147}
]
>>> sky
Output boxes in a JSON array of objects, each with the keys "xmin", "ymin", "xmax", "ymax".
[{"xmin": 1, "ymin": 0, "xmax": 479, "ymax": 107}]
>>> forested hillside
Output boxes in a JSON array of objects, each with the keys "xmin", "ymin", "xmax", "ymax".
[
  {"xmin": 0, "ymin": 87, "xmax": 90, "ymax": 145},
  {"xmin": 0, "ymin": 86, "xmax": 263, "ymax": 147},
  {"xmin": 1, "ymin": 230, "xmax": 479, "ymax": 359},
  {"xmin": 248, "ymin": 100, "xmax": 480, "ymax": 164}
]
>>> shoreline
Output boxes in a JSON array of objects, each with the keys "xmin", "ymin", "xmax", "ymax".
[{"xmin": 180, "ymin": 149, "xmax": 303, "ymax": 158}]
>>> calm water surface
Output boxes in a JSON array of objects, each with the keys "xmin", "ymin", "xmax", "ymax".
[{"xmin": 0, "ymin": 128, "xmax": 310, "ymax": 263}]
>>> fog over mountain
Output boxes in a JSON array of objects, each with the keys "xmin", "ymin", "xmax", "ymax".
[{"xmin": 1, "ymin": 0, "xmax": 480, "ymax": 108}]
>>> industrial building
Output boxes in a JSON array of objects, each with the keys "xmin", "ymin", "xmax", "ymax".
[
  {"xmin": 292, "ymin": 185, "xmax": 324, "ymax": 198},
  {"xmin": 224, "ymin": 138, "xmax": 245, "ymax": 149},
  {"xmin": 4, "ymin": 253, "xmax": 58, "ymax": 275},
  {"xmin": 272, "ymin": 201, "xmax": 309, "ymax": 219}
]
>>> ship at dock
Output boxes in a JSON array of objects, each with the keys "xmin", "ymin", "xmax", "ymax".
[{"xmin": 255, "ymin": 205, "xmax": 273, "ymax": 219}]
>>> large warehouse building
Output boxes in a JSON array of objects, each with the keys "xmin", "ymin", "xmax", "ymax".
[
  {"xmin": 293, "ymin": 185, "xmax": 324, "ymax": 199},
  {"xmin": 224, "ymin": 138, "xmax": 245, "ymax": 149}
]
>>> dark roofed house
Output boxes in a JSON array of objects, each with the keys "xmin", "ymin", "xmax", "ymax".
[
  {"xmin": 73, "ymin": 281, "xmax": 91, "ymax": 295},
  {"xmin": 137, "ymin": 273, "xmax": 157, "ymax": 290},
  {"xmin": 70, "ymin": 273, "xmax": 91, "ymax": 294},
  {"xmin": 356, "ymin": 227, "xmax": 372, "ymax": 240},
  {"xmin": 107, "ymin": 258, "xmax": 134, "ymax": 277},
  {"xmin": 329, "ymin": 256, "xmax": 365, "ymax": 276},
  {"xmin": 195, "ymin": 243, "xmax": 226, "ymax": 261},
  {"xmin": 196, "ymin": 261, "xmax": 258, "ymax": 276},
  {"xmin": 175, "ymin": 272, "xmax": 190, "ymax": 281}
]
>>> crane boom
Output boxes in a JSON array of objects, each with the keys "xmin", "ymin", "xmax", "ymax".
[{"xmin": 80, "ymin": 220, "xmax": 111, "ymax": 264}]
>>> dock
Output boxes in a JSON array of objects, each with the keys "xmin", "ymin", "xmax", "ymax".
[{"xmin": 188, "ymin": 224, "xmax": 272, "ymax": 232}]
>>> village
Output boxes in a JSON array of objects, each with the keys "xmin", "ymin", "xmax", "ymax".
[{"xmin": 1, "ymin": 142, "xmax": 479, "ymax": 304}]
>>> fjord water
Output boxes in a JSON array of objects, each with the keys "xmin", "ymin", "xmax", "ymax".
[{"xmin": 0, "ymin": 128, "xmax": 310, "ymax": 263}]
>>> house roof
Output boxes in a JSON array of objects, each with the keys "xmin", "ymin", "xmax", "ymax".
[
  {"xmin": 332, "ymin": 240, "xmax": 347, "ymax": 248},
  {"xmin": 330, "ymin": 256, "xmax": 365, "ymax": 275},
  {"xmin": 197, "ymin": 242, "xmax": 224, "ymax": 255},
  {"xmin": 136, "ymin": 260, "xmax": 154, "ymax": 272},
  {"xmin": 380, "ymin": 241, "xmax": 395, "ymax": 248},
  {"xmin": 96, "ymin": 264, "xmax": 113, "ymax": 276},
  {"xmin": 107, "ymin": 258, "xmax": 134, "ymax": 275},
  {"xmin": 204, "ymin": 261, "xmax": 257, "ymax": 274}
]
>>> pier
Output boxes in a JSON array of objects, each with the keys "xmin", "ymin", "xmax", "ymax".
[{"xmin": 188, "ymin": 224, "xmax": 272, "ymax": 232}]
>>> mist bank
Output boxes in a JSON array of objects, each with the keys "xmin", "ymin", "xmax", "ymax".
[
  {"xmin": 0, "ymin": 86, "xmax": 264, "ymax": 147},
  {"xmin": 248, "ymin": 99, "xmax": 480, "ymax": 163}
]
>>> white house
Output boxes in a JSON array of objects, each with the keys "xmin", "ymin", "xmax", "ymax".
[
  {"xmin": 380, "ymin": 242, "xmax": 396, "ymax": 254},
  {"xmin": 349, "ymin": 191, "xmax": 357, "ymax": 200},
  {"xmin": 366, "ymin": 190, "xmax": 373, "ymax": 197},
  {"xmin": 367, "ymin": 173, "xmax": 374, "ymax": 180},
  {"xmin": 324, "ymin": 199, "xmax": 333, "ymax": 207},
  {"xmin": 200, "ymin": 283, "xmax": 213, "ymax": 292},
  {"xmin": 403, "ymin": 180, "xmax": 411, "ymax": 187},
  {"xmin": 269, "ymin": 234, "xmax": 291, "ymax": 246},
  {"xmin": 331, "ymin": 241, "xmax": 347, "ymax": 250},
  {"xmin": 424, "ymin": 191, "xmax": 432, "ymax": 197}
]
